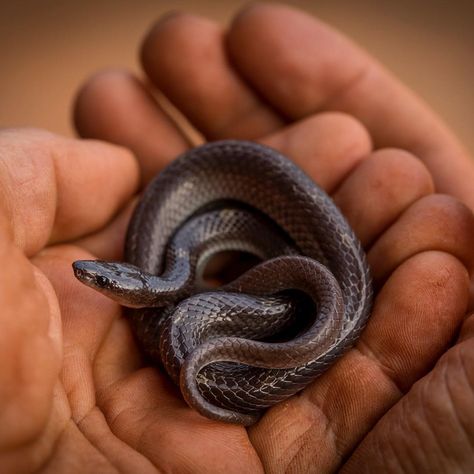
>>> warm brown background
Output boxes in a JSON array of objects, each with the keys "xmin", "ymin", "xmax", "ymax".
[{"xmin": 1, "ymin": 0, "xmax": 473, "ymax": 154}]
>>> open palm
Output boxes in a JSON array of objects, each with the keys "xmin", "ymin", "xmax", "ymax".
[{"xmin": 2, "ymin": 4, "xmax": 474, "ymax": 473}]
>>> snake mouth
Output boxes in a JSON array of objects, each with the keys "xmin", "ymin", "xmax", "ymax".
[{"xmin": 72, "ymin": 260, "xmax": 97, "ymax": 286}]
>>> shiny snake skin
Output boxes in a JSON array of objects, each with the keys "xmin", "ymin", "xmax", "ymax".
[{"xmin": 72, "ymin": 140, "xmax": 372, "ymax": 425}]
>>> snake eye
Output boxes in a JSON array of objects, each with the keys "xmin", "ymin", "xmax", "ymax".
[{"xmin": 96, "ymin": 275, "xmax": 109, "ymax": 288}]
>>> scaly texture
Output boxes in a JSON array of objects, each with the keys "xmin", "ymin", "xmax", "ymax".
[{"xmin": 73, "ymin": 140, "xmax": 372, "ymax": 425}]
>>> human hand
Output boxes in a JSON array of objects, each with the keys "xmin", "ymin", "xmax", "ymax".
[
  {"xmin": 2, "ymin": 4, "xmax": 474, "ymax": 474},
  {"xmin": 72, "ymin": 4, "xmax": 474, "ymax": 472},
  {"xmin": 2, "ymin": 131, "xmax": 471, "ymax": 474}
]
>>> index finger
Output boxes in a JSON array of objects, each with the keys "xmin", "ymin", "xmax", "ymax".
[
  {"xmin": 227, "ymin": 3, "xmax": 474, "ymax": 209},
  {"xmin": 0, "ymin": 128, "xmax": 139, "ymax": 256}
]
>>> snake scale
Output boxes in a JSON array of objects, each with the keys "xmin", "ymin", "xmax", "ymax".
[{"xmin": 73, "ymin": 140, "xmax": 372, "ymax": 425}]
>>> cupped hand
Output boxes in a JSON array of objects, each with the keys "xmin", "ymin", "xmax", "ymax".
[{"xmin": 2, "ymin": 4, "xmax": 474, "ymax": 474}]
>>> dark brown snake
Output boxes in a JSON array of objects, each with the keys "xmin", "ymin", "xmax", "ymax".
[{"xmin": 72, "ymin": 140, "xmax": 372, "ymax": 425}]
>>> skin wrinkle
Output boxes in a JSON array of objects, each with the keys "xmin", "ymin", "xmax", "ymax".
[
  {"xmin": 406, "ymin": 386, "xmax": 437, "ymax": 472},
  {"xmin": 62, "ymin": 344, "xmax": 96, "ymax": 422},
  {"xmin": 284, "ymin": 433, "xmax": 322, "ymax": 473},
  {"xmin": 458, "ymin": 344, "xmax": 474, "ymax": 394},
  {"xmin": 327, "ymin": 356, "xmax": 400, "ymax": 462},
  {"xmin": 380, "ymin": 416, "xmax": 409, "ymax": 474},
  {"xmin": 31, "ymin": 136, "xmax": 61, "ymax": 251},
  {"xmin": 95, "ymin": 381, "xmax": 152, "ymax": 433},
  {"xmin": 419, "ymin": 382, "xmax": 453, "ymax": 472},
  {"xmin": 386, "ymin": 402, "xmax": 414, "ymax": 472},
  {"xmin": 36, "ymin": 419, "xmax": 73, "ymax": 474},
  {"xmin": 0, "ymin": 135, "xmax": 55, "ymax": 255},
  {"xmin": 347, "ymin": 389, "xmax": 416, "ymax": 474},
  {"xmin": 285, "ymin": 400, "xmax": 334, "ymax": 472},
  {"xmin": 131, "ymin": 417, "xmax": 169, "ymax": 472},
  {"xmin": 59, "ymin": 348, "xmax": 162, "ymax": 474},
  {"xmin": 100, "ymin": 377, "xmax": 162, "ymax": 437},
  {"xmin": 437, "ymin": 363, "xmax": 470, "ymax": 466},
  {"xmin": 454, "ymin": 347, "xmax": 474, "ymax": 449},
  {"xmin": 44, "ymin": 421, "xmax": 120, "ymax": 474},
  {"xmin": 76, "ymin": 408, "xmax": 159, "ymax": 474},
  {"xmin": 442, "ymin": 357, "xmax": 473, "ymax": 453},
  {"xmin": 120, "ymin": 407, "xmax": 210, "ymax": 474},
  {"xmin": 353, "ymin": 343, "xmax": 404, "ymax": 396},
  {"xmin": 93, "ymin": 357, "xmax": 137, "ymax": 406}
]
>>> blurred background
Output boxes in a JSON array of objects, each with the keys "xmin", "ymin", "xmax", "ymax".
[{"xmin": 1, "ymin": 0, "xmax": 473, "ymax": 153}]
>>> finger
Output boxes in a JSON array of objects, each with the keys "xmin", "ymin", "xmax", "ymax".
[
  {"xmin": 250, "ymin": 251, "xmax": 470, "ymax": 473},
  {"xmin": 260, "ymin": 112, "xmax": 371, "ymax": 191},
  {"xmin": 74, "ymin": 70, "xmax": 189, "ymax": 185},
  {"xmin": 0, "ymin": 213, "xmax": 60, "ymax": 463},
  {"xmin": 140, "ymin": 12, "xmax": 283, "ymax": 140},
  {"xmin": 227, "ymin": 3, "xmax": 474, "ymax": 209},
  {"xmin": 333, "ymin": 148, "xmax": 434, "ymax": 246},
  {"xmin": 368, "ymin": 194, "xmax": 474, "ymax": 282},
  {"xmin": 0, "ymin": 128, "xmax": 139, "ymax": 256},
  {"xmin": 342, "ymin": 313, "xmax": 474, "ymax": 473}
]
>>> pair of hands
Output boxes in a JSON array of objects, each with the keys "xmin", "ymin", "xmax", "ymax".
[{"xmin": 2, "ymin": 4, "xmax": 474, "ymax": 473}]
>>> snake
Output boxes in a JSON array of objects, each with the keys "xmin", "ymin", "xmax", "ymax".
[{"xmin": 72, "ymin": 140, "xmax": 372, "ymax": 425}]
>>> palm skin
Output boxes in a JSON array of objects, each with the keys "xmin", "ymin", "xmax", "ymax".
[{"xmin": 2, "ymin": 4, "xmax": 474, "ymax": 473}]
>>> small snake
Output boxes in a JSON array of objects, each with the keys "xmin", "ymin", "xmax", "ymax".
[{"xmin": 73, "ymin": 140, "xmax": 372, "ymax": 425}]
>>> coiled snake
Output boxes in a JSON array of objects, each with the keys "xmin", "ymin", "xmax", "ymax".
[{"xmin": 73, "ymin": 140, "xmax": 372, "ymax": 425}]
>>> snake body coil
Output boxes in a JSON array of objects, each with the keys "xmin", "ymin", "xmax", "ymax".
[{"xmin": 73, "ymin": 140, "xmax": 372, "ymax": 425}]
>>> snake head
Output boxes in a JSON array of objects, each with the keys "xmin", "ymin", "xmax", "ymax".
[{"xmin": 72, "ymin": 260, "xmax": 150, "ymax": 308}]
